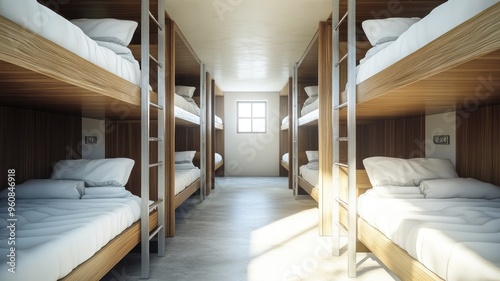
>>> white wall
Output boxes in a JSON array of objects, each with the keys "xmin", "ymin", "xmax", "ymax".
[
  {"xmin": 224, "ymin": 92, "xmax": 280, "ymax": 176},
  {"xmin": 81, "ymin": 118, "xmax": 106, "ymax": 159},
  {"xmin": 425, "ymin": 112, "xmax": 456, "ymax": 165}
]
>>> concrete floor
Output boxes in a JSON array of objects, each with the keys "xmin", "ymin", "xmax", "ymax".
[{"xmin": 102, "ymin": 177, "xmax": 399, "ymax": 281}]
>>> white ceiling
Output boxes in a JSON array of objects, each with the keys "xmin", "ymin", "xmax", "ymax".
[{"xmin": 165, "ymin": 0, "xmax": 332, "ymax": 93}]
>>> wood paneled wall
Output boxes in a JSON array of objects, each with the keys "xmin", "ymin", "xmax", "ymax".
[
  {"xmin": 456, "ymin": 104, "xmax": 500, "ymax": 186},
  {"xmin": 0, "ymin": 106, "xmax": 81, "ymax": 189},
  {"xmin": 105, "ymin": 121, "xmax": 159, "ymax": 199}
]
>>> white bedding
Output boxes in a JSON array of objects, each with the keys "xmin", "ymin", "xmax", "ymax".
[
  {"xmin": 358, "ymin": 189, "xmax": 500, "ymax": 281},
  {"xmin": 215, "ymin": 153, "xmax": 223, "ymax": 165},
  {"xmin": 357, "ymin": 0, "xmax": 498, "ymax": 84},
  {"xmin": 0, "ymin": 0, "xmax": 141, "ymax": 85},
  {"xmin": 301, "ymin": 98, "xmax": 319, "ymax": 116},
  {"xmin": 0, "ymin": 195, "xmax": 141, "ymax": 281},
  {"xmin": 282, "ymin": 153, "xmax": 289, "ymax": 164},
  {"xmin": 299, "ymin": 165, "xmax": 318, "ymax": 188},
  {"xmin": 174, "ymin": 93, "xmax": 201, "ymax": 124},
  {"xmin": 175, "ymin": 168, "xmax": 200, "ymax": 195}
]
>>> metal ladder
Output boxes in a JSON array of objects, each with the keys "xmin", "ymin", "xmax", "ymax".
[
  {"xmin": 140, "ymin": 0, "xmax": 166, "ymax": 278},
  {"xmin": 332, "ymin": 0, "xmax": 357, "ymax": 278}
]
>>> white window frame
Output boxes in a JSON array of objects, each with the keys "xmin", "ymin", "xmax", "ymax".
[{"xmin": 236, "ymin": 101, "xmax": 267, "ymax": 134}]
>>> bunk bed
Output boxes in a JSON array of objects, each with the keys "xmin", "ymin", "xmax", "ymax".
[
  {"xmin": 207, "ymin": 78, "xmax": 225, "ymax": 192},
  {"xmin": 291, "ymin": 30, "xmax": 330, "ymax": 233},
  {"xmin": 0, "ymin": 0, "xmax": 166, "ymax": 279},
  {"xmin": 330, "ymin": 0, "xmax": 500, "ymax": 279},
  {"xmin": 279, "ymin": 79, "xmax": 293, "ymax": 189}
]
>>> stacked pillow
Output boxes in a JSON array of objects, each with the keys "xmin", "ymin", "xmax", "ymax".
[
  {"xmin": 305, "ymin": 150, "xmax": 319, "ymax": 170},
  {"xmin": 359, "ymin": 17, "xmax": 420, "ymax": 64},
  {"xmin": 70, "ymin": 18, "xmax": 139, "ymax": 70},
  {"xmin": 363, "ymin": 156, "xmax": 500, "ymax": 199},
  {"xmin": 175, "ymin": 151, "xmax": 197, "ymax": 170}
]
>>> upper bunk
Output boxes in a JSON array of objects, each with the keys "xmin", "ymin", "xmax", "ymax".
[
  {"xmin": 337, "ymin": 0, "xmax": 500, "ymax": 119},
  {"xmin": 0, "ymin": 0, "xmax": 160, "ymax": 120},
  {"xmin": 296, "ymin": 32, "xmax": 320, "ymax": 127}
]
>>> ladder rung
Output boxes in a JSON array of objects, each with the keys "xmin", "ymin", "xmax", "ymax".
[
  {"xmin": 149, "ymin": 199, "xmax": 163, "ymax": 213},
  {"xmin": 149, "ymin": 161, "xmax": 164, "ymax": 168},
  {"xmin": 338, "ymin": 137, "xmax": 349, "ymax": 142},
  {"xmin": 148, "ymin": 11, "xmax": 163, "ymax": 31},
  {"xmin": 334, "ymin": 11, "xmax": 349, "ymax": 31},
  {"xmin": 335, "ymin": 53, "xmax": 348, "ymax": 67},
  {"xmin": 335, "ymin": 102, "xmax": 348, "ymax": 110},
  {"xmin": 149, "ymin": 137, "xmax": 160, "ymax": 142},
  {"xmin": 149, "ymin": 225, "xmax": 163, "ymax": 240},
  {"xmin": 335, "ymin": 162, "xmax": 349, "ymax": 168},
  {"xmin": 335, "ymin": 222, "xmax": 348, "ymax": 235},
  {"xmin": 149, "ymin": 54, "xmax": 164, "ymax": 69},
  {"xmin": 336, "ymin": 197, "xmax": 349, "ymax": 209},
  {"xmin": 149, "ymin": 102, "xmax": 163, "ymax": 110}
]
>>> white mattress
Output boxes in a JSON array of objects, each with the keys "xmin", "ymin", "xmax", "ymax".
[
  {"xmin": 358, "ymin": 189, "xmax": 500, "ymax": 281},
  {"xmin": 0, "ymin": 0, "xmax": 141, "ymax": 85},
  {"xmin": 357, "ymin": 0, "xmax": 498, "ymax": 84},
  {"xmin": 0, "ymin": 195, "xmax": 141, "ymax": 281},
  {"xmin": 174, "ymin": 94, "xmax": 201, "ymax": 124},
  {"xmin": 174, "ymin": 168, "xmax": 200, "ymax": 195},
  {"xmin": 299, "ymin": 165, "xmax": 318, "ymax": 188}
]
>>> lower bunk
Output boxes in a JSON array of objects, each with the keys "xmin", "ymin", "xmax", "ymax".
[
  {"xmin": 174, "ymin": 166, "xmax": 201, "ymax": 209},
  {"xmin": 0, "ymin": 158, "xmax": 158, "ymax": 281},
  {"xmin": 339, "ymin": 157, "xmax": 500, "ymax": 281}
]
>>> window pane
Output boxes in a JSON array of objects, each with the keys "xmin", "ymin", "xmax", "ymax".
[
  {"xmin": 253, "ymin": 119, "xmax": 266, "ymax": 133},
  {"xmin": 238, "ymin": 102, "xmax": 252, "ymax": 118},
  {"xmin": 238, "ymin": 119, "xmax": 252, "ymax": 132},
  {"xmin": 252, "ymin": 102, "xmax": 266, "ymax": 118}
]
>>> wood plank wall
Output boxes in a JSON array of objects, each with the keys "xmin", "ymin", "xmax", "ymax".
[
  {"xmin": 105, "ymin": 121, "xmax": 159, "ymax": 200},
  {"xmin": 456, "ymin": 104, "xmax": 500, "ymax": 186},
  {"xmin": 0, "ymin": 106, "xmax": 81, "ymax": 190}
]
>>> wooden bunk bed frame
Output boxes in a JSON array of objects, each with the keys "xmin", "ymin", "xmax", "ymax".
[
  {"xmin": 0, "ymin": 0, "xmax": 166, "ymax": 279},
  {"xmin": 330, "ymin": 0, "xmax": 500, "ymax": 279}
]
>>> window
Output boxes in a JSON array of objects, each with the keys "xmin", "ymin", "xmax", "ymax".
[{"xmin": 237, "ymin": 101, "xmax": 267, "ymax": 133}]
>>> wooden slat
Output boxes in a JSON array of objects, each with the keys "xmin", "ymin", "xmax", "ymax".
[
  {"xmin": 357, "ymin": 217, "xmax": 443, "ymax": 281},
  {"xmin": 61, "ymin": 211, "xmax": 159, "ymax": 281},
  {"xmin": 174, "ymin": 179, "xmax": 201, "ymax": 209},
  {"xmin": 298, "ymin": 176, "xmax": 319, "ymax": 203}
]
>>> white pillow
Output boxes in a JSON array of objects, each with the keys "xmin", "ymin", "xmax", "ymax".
[
  {"xmin": 70, "ymin": 18, "xmax": 138, "ymax": 46},
  {"xmin": 175, "ymin": 86, "xmax": 196, "ymax": 98},
  {"xmin": 373, "ymin": 185, "xmax": 422, "ymax": 194},
  {"xmin": 303, "ymin": 96, "xmax": 318, "ymax": 108},
  {"xmin": 362, "ymin": 17, "xmax": 420, "ymax": 46},
  {"xmin": 307, "ymin": 160, "xmax": 319, "ymax": 170},
  {"xmin": 304, "ymin": 86, "xmax": 318, "ymax": 97},
  {"xmin": 420, "ymin": 178, "xmax": 500, "ymax": 199},
  {"xmin": 175, "ymin": 163, "xmax": 197, "ymax": 170},
  {"xmin": 175, "ymin": 151, "xmax": 197, "ymax": 164},
  {"xmin": 305, "ymin": 151, "xmax": 318, "ymax": 162},
  {"xmin": 0, "ymin": 179, "xmax": 84, "ymax": 199},
  {"xmin": 95, "ymin": 40, "xmax": 133, "ymax": 55},
  {"xmin": 51, "ymin": 158, "xmax": 135, "ymax": 187},
  {"xmin": 363, "ymin": 157, "xmax": 458, "ymax": 187},
  {"xmin": 359, "ymin": 40, "xmax": 394, "ymax": 64}
]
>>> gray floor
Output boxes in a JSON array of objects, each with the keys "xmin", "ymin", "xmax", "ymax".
[{"xmin": 102, "ymin": 177, "xmax": 399, "ymax": 281}]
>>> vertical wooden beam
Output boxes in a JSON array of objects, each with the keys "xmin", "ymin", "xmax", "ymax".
[
  {"xmin": 318, "ymin": 22, "xmax": 333, "ymax": 236},
  {"xmin": 165, "ymin": 19, "xmax": 176, "ymax": 237},
  {"xmin": 206, "ymin": 74, "xmax": 214, "ymax": 194}
]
